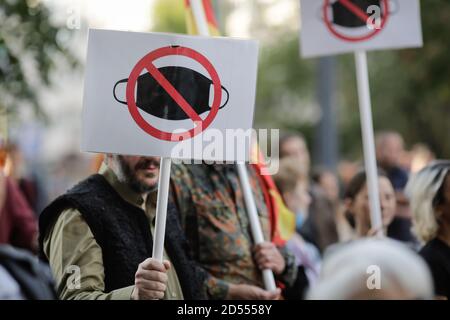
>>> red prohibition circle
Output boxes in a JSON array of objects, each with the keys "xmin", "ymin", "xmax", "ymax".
[
  {"xmin": 126, "ymin": 46, "xmax": 222, "ymax": 141},
  {"xmin": 323, "ymin": 0, "xmax": 389, "ymax": 42}
]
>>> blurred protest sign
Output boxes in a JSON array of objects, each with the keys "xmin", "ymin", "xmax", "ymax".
[
  {"xmin": 300, "ymin": 0, "xmax": 423, "ymax": 235},
  {"xmin": 300, "ymin": 0, "xmax": 423, "ymax": 58}
]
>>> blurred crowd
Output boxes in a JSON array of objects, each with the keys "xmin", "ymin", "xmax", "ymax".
[{"xmin": 0, "ymin": 130, "xmax": 449, "ymax": 300}]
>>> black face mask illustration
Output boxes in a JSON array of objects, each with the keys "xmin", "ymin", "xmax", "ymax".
[
  {"xmin": 113, "ymin": 66, "xmax": 229, "ymax": 121},
  {"xmin": 331, "ymin": 0, "xmax": 381, "ymax": 28}
]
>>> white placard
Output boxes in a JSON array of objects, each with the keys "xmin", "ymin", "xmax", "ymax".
[
  {"xmin": 82, "ymin": 29, "xmax": 258, "ymax": 161},
  {"xmin": 300, "ymin": 0, "xmax": 423, "ymax": 58}
]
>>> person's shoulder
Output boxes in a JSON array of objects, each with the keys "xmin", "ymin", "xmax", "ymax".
[
  {"xmin": 418, "ymin": 241, "xmax": 433, "ymax": 258},
  {"xmin": 420, "ymin": 239, "xmax": 439, "ymax": 254},
  {"xmin": 42, "ymin": 208, "xmax": 86, "ymax": 247},
  {"xmin": 55, "ymin": 208, "xmax": 85, "ymax": 225},
  {"xmin": 419, "ymin": 238, "xmax": 450, "ymax": 265}
]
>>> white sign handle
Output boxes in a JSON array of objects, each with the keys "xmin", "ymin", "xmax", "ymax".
[
  {"xmin": 354, "ymin": 51, "xmax": 383, "ymax": 236},
  {"xmin": 152, "ymin": 157, "xmax": 172, "ymax": 261},
  {"xmin": 190, "ymin": 0, "xmax": 277, "ymax": 291},
  {"xmin": 190, "ymin": 0, "xmax": 210, "ymax": 36},
  {"xmin": 151, "ymin": 1, "xmax": 201, "ymax": 262},
  {"xmin": 236, "ymin": 162, "xmax": 277, "ymax": 291}
]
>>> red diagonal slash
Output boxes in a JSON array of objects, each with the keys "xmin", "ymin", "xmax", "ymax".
[
  {"xmin": 338, "ymin": 0, "xmax": 370, "ymax": 23},
  {"xmin": 144, "ymin": 61, "xmax": 202, "ymax": 123}
]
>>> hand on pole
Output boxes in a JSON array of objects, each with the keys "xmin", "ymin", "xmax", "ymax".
[
  {"xmin": 132, "ymin": 258, "xmax": 171, "ymax": 300},
  {"xmin": 253, "ymin": 241, "xmax": 285, "ymax": 275}
]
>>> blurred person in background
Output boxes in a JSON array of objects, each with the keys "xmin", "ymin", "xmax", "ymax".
[
  {"xmin": 274, "ymin": 158, "xmax": 321, "ymax": 298},
  {"xmin": 279, "ymin": 133, "xmax": 311, "ymax": 173},
  {"xmin": 338, "ymin": 170, "xmax": 396, "ymax": 241},
  {"xmin": 376, "ymin": 131, "xmax": 409, "ymax": 189},
  {"xmin": 409, "ymin": 144, "xmax": 436, "ymax": 174},
  {"xmin": 312, "ymin": 168, "xmax": 342, "ymax": 239},
  {"xmin": 279, "ymin": 133, "xmax": 338, "ymax": 253},
  {"xmin": 337, "ymin": 160, "xmax": 360, "ymax": 194},
  {"xmin": 376, "ymin": 131, "xmax": 417, "ymax": 244},
  {"xmin": 398, "ymin": 143, "xmax": 435, "ymax": 174},
  {"xmin": 0, "ymin": 244, "xmax": 57, "ymax": 300},
  {"xmin": 0, "ymin": 140, "xmax": 54, "ymax": 299},
  {"xmin": 4, "ymin": 142, "xmax": 41, "ymax": 213},
  {"xmin": 311, "ymin": 168, "xmax": 340, "ymax": 206},
  {"xmin": 0, "ymin": 150, "xmax": 38, "ymax": 253},
  {"xmin": 307, "ymin": 238, "xmax": 433, "ymax": 300},
  {"xmin": 406, "ymin": 161, "xmax": 450, "ymax": 299},
  {"xmin": 0, "ymin": 151, "xmax": 5, "ymax": 209}
]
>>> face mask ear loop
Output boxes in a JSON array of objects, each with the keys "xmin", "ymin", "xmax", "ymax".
[
  {"xmin": 113, "ymin": 78, "xmax": 129, "ymax": 105},
  {"xmin": 219, "ymin": 86, "xmax": 230, "ymax": 109}
]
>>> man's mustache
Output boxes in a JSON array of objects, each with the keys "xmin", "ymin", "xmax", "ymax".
[{"xmin": 135, "ymin": 158, "xmax": 160, "ymax": 170}]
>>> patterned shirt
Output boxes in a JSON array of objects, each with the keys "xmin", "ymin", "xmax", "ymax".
[{"xmin": 170, "ymin": 163, "xmax": 297, "ymax": 299}]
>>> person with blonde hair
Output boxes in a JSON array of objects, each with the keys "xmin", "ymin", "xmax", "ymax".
[{"xmin": 405, "ymin": 160, "xmax": 450, "ymax": 299}]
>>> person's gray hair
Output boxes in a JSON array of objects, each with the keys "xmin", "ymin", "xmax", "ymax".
[
  {"xmin": 307, "ymin": 238, "xmax": 433, "ymax": 300},
  {"xmin": 405, "ymin": 160, "xmax": 450, "ymax": 243}
]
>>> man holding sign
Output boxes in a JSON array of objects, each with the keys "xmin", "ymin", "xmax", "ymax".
[
  {"xmin": 39, "ymin": 155, "xmax": 206, "ymax": 300},
  {"xmin": 50, "ymin": 25, "xmax": 264, "ymax": 300}
]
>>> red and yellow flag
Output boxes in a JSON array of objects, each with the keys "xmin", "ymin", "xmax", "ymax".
[
  {"xmin": 251, "ymin": 147, "xmax": 295, "ymax": 245},
  {"xmin": 184, "ymin": 0, "xmax": 221, "ymax": 36}
]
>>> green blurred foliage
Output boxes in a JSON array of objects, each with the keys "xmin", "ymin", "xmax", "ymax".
[
  {"xmin": 151, "ymin": 0, "xmax": 187, "ymax": 34},
  {"xmin": 256, "ymin": 33, "xmax": 316, "ymax": 127},
  {"xmin": 0, "ymin": 0, "xmax": 77, "ymax": 121}
]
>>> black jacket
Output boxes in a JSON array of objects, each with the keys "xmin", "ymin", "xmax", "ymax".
[{"xmin": 39, "ymin": 174, "xmax": 206, "ymax": 299}]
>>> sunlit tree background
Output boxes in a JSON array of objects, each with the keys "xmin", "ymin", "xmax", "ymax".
[{"xmin": 0, "ymin": 0, "xmax": 77, "ymax": 120}]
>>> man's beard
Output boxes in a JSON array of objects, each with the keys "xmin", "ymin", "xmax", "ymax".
[{"xmin": 115, "ymin": 156, "xmax": 159, "ymax": 194}]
